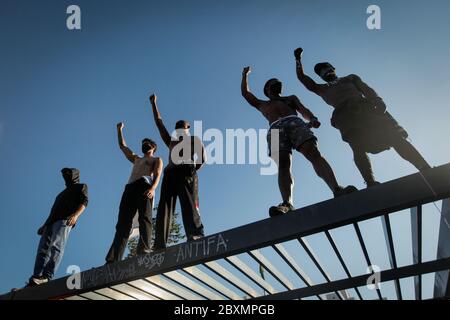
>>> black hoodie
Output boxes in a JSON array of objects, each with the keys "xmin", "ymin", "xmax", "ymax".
[{"xmin": 44, "ymin": 168, "xmax": 89, "ymax": 226}]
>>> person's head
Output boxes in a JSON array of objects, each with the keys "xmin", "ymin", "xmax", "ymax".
[
  {"xmin": 175, "ymin": 120, "xmax": 190, "ymax": 138},
  {"xmin": 61, "ymin": 168, "xmax": 80, "ymax": 187},
  {"xmin": 314, "ymin": 62, "xmax": 337, "ymax": 82},
  {"xmin": 141, "ymin": 138, "xmax": 157, "ymax": 155},
  {"xmin": 264, "ymin": 78, "xmax": 283, "ymax": 98}
]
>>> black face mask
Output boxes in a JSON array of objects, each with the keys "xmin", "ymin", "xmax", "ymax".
[
  {"xmin": 61, "ymin": 168, "xmax": 80, "ymax": 187},
  {"xmin": 270, "ymin": 82, "xmax": 282, "ymax": 95},
  {"xmin": 142, "ymin": 144, "xmax": 152, "ymax": 154}
]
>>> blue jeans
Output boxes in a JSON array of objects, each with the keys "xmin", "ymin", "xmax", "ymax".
[{"xmin": 33, "ymin": 220, "xmax": 72, "ymax": 280}]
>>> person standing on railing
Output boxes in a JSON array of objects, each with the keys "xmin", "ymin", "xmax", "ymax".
[
  {"xmin": 27, "ymin": 168, "xmax": 88, "ymax": 287},
  {"xmin": 105, "ymin": 123, "xmax": 163, "ymax": 263},
  {"xmin": 241, "ymin": 66, "xmax": 357, "ymax": 218},
  {"xmin": 150, "ymin": 94, "xmax": 206, "ymax": 250},
  {"xmin": 294, "ymin": 47, "xmax": 431, "ymax": 187}
]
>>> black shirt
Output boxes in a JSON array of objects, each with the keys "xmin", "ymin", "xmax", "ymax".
[{"xmin": 44, "ymin": 183, "xmax": 89, "ymax": 226}]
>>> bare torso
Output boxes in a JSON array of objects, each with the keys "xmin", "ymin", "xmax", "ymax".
[
  {"xmin": 128, "ymin": 156, "xmax": 158, "ymax": 184},
  {"xmin": 258, "ymin": 96, "xmax": 298, "ymax": 124},
  {"xmin": 318, "ymin": 75, "xmax": 365, "ymax": 108}
]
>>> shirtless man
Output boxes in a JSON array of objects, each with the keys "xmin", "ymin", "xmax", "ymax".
[
  {"xmin": 241, "ymin": 67, "xmax": 357, "ymax": 217},
  {"xmin": 150, "ymin": 94, "xmax": 206, "ymax": 250},
  {"xmin": 105, "ymin": 122, "xmax": 163, "ymax": 263},
  {"xmin": 294, "ymin": 48, "xmax": 431, "ymax": 187}
]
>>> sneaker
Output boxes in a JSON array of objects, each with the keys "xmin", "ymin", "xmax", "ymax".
[
  {"xmin": 269, "ymin": 202, "xmax": 295, "ymax": 217},
  {"xmin": 26, "ymin": 276, "xmax": 49, "ymax": 287},
  {"xmin": 188, "ymin": 235, "xmax": 204, "ymax": 241},
  {"xmin": 334, "ymin": 185, "xmax": 358, "ymax": 198}
]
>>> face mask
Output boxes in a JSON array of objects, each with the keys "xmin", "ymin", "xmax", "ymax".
[
  {"xmin": 142, "ymin": 144, "xmax": 152, "ymax": 154},
  {"xmin": 62, "ymin": 168, "xmax": 80, "ymax": 186},
  {"xmin": 270, "ymin": 82, "xmax": 282, "ymax": 95},
  {"xmin": 320, "ymin": 67, "xmax": 335, "ymax": 80}
]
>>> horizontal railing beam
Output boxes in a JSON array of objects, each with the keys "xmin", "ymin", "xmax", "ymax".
[{"xmin": 2, "ymin": 163, "xmax": 450, "ymax": 300}]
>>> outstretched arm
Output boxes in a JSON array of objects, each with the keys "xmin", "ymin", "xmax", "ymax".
[
  {"xmin": 117, "ymin": 122, "xmax": 138, "ymax": 163},
  {"xmin": 350, "ymin": 74, "xmax": 386, "ymax": 113},
  {"xmin": 290, "ymin": 95, "xmax": 321, "ymax": 128},
  {"xmin": 241, "ymin": 66, "xmax": 264, "ymax": 109},
  {"xmin": 143, "ymin": 158, "xmax": 163, "ymax": 199},
  {"xmin": 294, "ymin": 48, "xmax": 322, "ymax": 95},
  {"xmin": 150, "ymin": 94, "xmax": 172, "ymax": 147}
]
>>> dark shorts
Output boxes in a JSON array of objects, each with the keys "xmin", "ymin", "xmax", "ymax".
[
  {"xmin": 332, "ymin": 99, "xmax": 408, "ymax": 154},
  {"xmin": 267, "ymin": 116, "xmax": 317, "ymax": 157}
]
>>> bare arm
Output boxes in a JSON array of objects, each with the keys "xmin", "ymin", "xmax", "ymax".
[
  {"xmin": 66, "ymin": 204, "xmax": 87, "ymax": 227},
  {"xmin": 117, "ymin": 122, "xmax": 138, "ymax": 163},
  {"xmin": 144, "ymin": 158, "xmax": 163, "ymax": 199},
  {"xmin": 241, "ymin": 67, "xmax": 264, "ymax": 109},
  {"xmin": 289, "ymin": 96, "xmax": 315, "ymax": 121},
  {"xmin": 150, "ymin": 94, "xmax": 172, "ymax": 147},
  {"xmin": 294, "ymin": 48, "xmax": 323, "ymax": 95}
]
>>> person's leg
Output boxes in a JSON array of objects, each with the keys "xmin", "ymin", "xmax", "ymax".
[
  {"xmin": 41, "ymin": 220, "xmax": 72, "ymax": 280},
  {"xmin": 136, "ymin": 183, "xmax": 153, "ymax": 255},
  {"xmin": 177, "ymin": 168, "xmax": 204, "ymax": 240},
  {"xmin": 105, "ymin": 186, "xmax": 136, "ymax": 263},
  {"xmin": 32, "ymin": 226, "xmax": 53, "ymax": 279},
  {"xmin": 391, "ymin": 137, "xmax": 431, "ymax": 171},
  {"xmin": 154, "ymin": 175, "xmax": 176, "ymax": 250},
  {"xmin": 349, "ymin": 142, "xmax": 378, "ymax": 186},
  {"xmin": 297, "ymin": 140, "xmax": 340, "ymax": 192},
  {"xmin": 273, "ymin": 151, "xmax": 294, "ymax": 205}
]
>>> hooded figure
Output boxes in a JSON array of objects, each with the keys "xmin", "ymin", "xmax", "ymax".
[
  {"xmin": 28, "ymin": 168, "xmax": 88, "ymax": 287},
  {"xmin": 61, "ymin": 168, "xmax": 80, "ymax": 187},
  {"xmin": 44, "ymin": 168, "xmax": 88, "ymax": 227}
]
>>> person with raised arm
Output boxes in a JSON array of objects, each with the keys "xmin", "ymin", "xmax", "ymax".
[
  {"xmin": 150, "ymin": 94, "xmax": 206, "ymax": 250},
  {"xmin": 105, "ymin": 122, "xmax": 163, "ymax": 263},
  {"xmin": 241, "ymin": 66, "xmax": 357, "ymax": 217},
  {"xmin": 294, "ymin": 47, "xmax": 431, "ymax": 187}
]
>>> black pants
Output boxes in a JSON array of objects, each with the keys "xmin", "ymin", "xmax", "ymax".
[
  {"xmin": 106, "ymin": 178, "xmax": 153, "ymax": 263},
  {"xmin": 154, "ymin": 165, "xmax": 204, "ymax": 249}
]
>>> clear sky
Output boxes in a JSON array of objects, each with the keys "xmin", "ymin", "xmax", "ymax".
[{"xmin": 0, "ymin": 0, "xmax": 449, "ymax": 299}]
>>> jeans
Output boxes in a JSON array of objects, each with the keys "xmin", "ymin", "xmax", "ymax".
[{"xmin": 33, "ymin": 219, "xmax": 72, "ymax": 280}]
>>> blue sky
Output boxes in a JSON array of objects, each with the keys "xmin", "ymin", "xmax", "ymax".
[{"xmin": 0, "ymin": 0, "xmax": 449, "ymax": 298}]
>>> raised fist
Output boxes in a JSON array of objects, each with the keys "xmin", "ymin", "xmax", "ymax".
[{"xmin": 294, "ymin": 47, "xmax": 304, "ymax": 60}]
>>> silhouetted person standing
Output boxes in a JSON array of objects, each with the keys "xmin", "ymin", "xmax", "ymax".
[
  {"xmin": 294, "ymin": 48, "xmax": 431, "ymax": 187},
  {"xmin": 27, "ymin": 168, "xmax": 88, "ymax": 286},
  {"xmin": 150, "ymin": 94, "xmax": 206, "ymax": 250},
  {"xmin": 241, "ymin": 67, "xmax": 357, "ymax": 217},
  {"xmin": 105, "ymin": 123, "xmax": 163, "ymax": 263}
]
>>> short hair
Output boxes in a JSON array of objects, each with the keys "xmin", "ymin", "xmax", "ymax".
[
  {"xmin": 175, "ymin": 120, "xmax": 190, "ymax": 129},
  {"xmin": 142, "ymin": 138, "xmax": 157, "ymax": 153},
  {"xmin": 314, "ymin": 62, "xmax": 335, "ymax": 76}
]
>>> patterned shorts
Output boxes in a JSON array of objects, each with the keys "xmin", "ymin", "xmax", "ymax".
[{"xmin": 267, "ymin": 116, "xmax": 317, "ymax": 157}]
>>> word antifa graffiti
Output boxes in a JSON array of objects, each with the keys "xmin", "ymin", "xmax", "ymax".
[
  {"xmin": 66, "ymin": 235, "xmax": 228, "ymax": 290},
  {"xmin": 172, "ymin": 121, "xmax": 279, "ymax": 176},
  {"xmin": 176, "ymin": 233, "xmax": 228, "ymax": 263}
]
